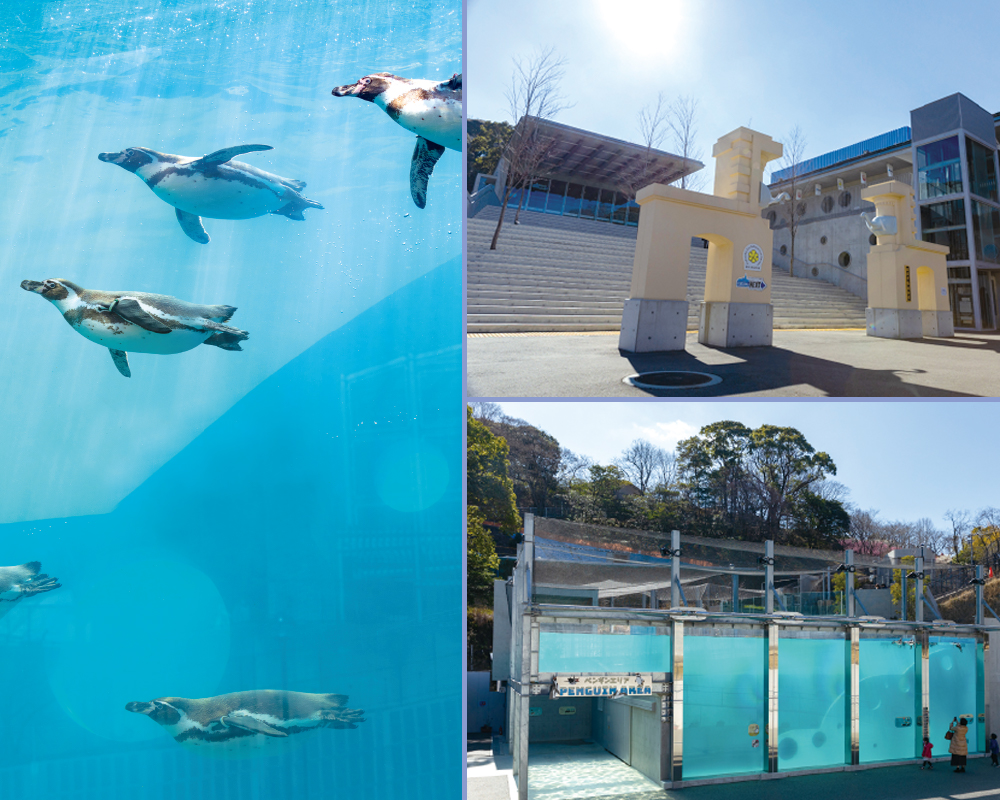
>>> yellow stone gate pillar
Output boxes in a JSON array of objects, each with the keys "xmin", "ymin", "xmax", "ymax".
[
  {"xmin": 619, "ymin": 128, "xmax": 784, "ymax": 352},
  {"xmin": 862, "ymin": 181, "xmax": 953, "ymax": 339}
]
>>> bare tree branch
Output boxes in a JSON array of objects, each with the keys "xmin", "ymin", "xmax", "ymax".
[
  {"xmin": 667, "ymin": 95, "xmax": 704, "ymax": 192},
  {"xmin": 778, "ymin": 125, "xmax": 807, "ymax": 278},
  {"xmin": 490, "ymin": 46, "xmax": 570, "ymax": 249}
]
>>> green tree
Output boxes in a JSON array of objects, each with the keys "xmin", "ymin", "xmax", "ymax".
[
  {"xmin": 677, "ymin": 421, "xmax": 841, "ymax": 544},
  {"xmin": 467, "ymin": 407, "xmax": 520, "ymax": 606},
  {"xmin": 467, "ymin": 506, "xmax": 500, "ymax": 605},
  {"xmin": 482, "ymin": 415, "xmax": 562, "ymax": 513},
  {"xmin": 467, "ymin": 119, "xmax": 514, "ymax": 193}
]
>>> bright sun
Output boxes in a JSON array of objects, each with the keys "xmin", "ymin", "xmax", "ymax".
[{"xmin": 592, "ymin": 0, "xmax": 690, "ymax": 65}]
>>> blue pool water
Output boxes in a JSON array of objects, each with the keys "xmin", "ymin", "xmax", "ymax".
[{"xmin": 0, "ymin": 1, "xmax": 461, "ymax": 798}]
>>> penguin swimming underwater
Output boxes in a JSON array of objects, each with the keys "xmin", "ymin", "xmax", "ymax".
[
  {"xmin": 0, "ymin": 562, "xmax": 60, "ymax": 622},
  {"xmin": 21, "ymin": 278, "xmax": 249, "ymax": 377},
  {"xmin": 126, "ymin": 690, "xmax": 365, "ymax": 752},
  {"xmin": 98, "ymin": 144, "xmax": 323, "ymax": 243},
  {"xmin": 331, "ymin": 72, "xmax": 461, "ymax": 208}
]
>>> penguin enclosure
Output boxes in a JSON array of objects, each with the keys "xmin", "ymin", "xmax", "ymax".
[{"xmin": 0, "ymin": 1, "xmax": 461, "ymax": 799}]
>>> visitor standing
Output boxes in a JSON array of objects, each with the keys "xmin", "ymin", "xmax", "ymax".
[
  {"xmin": 922, "ymin": 737, "xmax": 934, "ymax": 769},
  {"xmin": 949, "ymin": 717, "xmax": 969, "ymax": 773},
  {"xmin": 990, "ymin": 733, "xmax": 998, "ymax": 766}
]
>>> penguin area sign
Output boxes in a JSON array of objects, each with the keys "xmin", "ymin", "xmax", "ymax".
[{"xmin": 552, "ymin": 674, "xmax": 656, "ymax": 697}]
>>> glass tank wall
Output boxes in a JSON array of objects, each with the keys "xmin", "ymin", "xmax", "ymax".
[
  {"xmin": 0, "ymin": 1, "xmax": 461, "ymax": 799},
  {"xmin": 859, "ymin": 635, "xmax": 917, "ymax": 764},
  {"xmin": 683, "ymin": 630, "xmax": 766, "ymax": 779},
  {"xmin": 538, "ymin": 627, "xmax": 671, "ymax": 673},
  {"xmin": 929, "ymin": 636, "xmax": 980, "ymax": 756},
  {"xmin": 777, "ymin": 633, "xmax": 846, "ymax": 771}
]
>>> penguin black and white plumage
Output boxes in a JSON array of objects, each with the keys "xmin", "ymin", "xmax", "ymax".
[
  {"xmin": 332, "ymin": 72, "xmax": 461, "ymax": 209},
  {"xmin": 126, "ymin": 690, "xmax": 365, "ymax": 752},
  {"xmin": 21, "ymin": 278, "xmax": 249, "ymax": 378},
  {"xmin": 0, "ymin": 562, "xmax": 60, "ymax": 622},
  {"xmin": 98, "ymin": 144, "xmax": 323, "ymax": 243}
]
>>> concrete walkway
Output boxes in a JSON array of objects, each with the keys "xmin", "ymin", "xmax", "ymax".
[
  {"xmin": 467, "ymin": 744, "xmax": 998, "ymax": 800},
  {"xmin": 467, "ymin": 330, "xmax": 1000, "ymax": 397}
]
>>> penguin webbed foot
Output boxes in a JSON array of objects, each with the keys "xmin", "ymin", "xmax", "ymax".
[
  {"xmin": 23, "ymin": 575, "xmax": 60, "ymax": 596},
  {"xmin": 203, "ymin": 331, "xmax": 248, "ymax": 351},
  {"xmin": 409, "ymin": 136, "xmax": 445, "ymax": 209}
]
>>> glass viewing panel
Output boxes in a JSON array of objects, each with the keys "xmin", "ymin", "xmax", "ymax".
[
  {"xmin": 917, "ymin": 136, "xmax": 962, "ymax": 199},
  {"xmin": 526, "ymin": 178, "xmax": 550, "ymax": 211},
  {"xmin": 580, "ymin": 186, "xmax": 600, "ymax": 219},
  {"xmin": 777, "ymin": 636, "xmax": 847, "ymax": 771},
  {"xmin": 546, "ymin": 180, "xmax": 567, "ymax": 214},
  {"xmin": 928, "ymin": 636, "xmax": 979, "ymax": 757},
  {"xmin": 595, "ymin": 189, "xmax": 614, "ymax": 221},
  {"xmin": 966, "ymin": 137, "xmax": 998, "ymax": 201},
  {"xmin": 859, "ymin": 636, "xmax": 917, "ymax": 763},
  {"xmin": 921, "ymin": 200, "xmax": 969, "ymax": 260},
  {"xmin": 538, "ymin": 629, "xmax": 671, "ymax": 673},
  {"xmin": 564, "ymin": 183, "xmax": 584, "ymax": 217},
  {"xmin": 684, "ymin": 632, "xmax": 765, "ymax": 779},
  {"xmin": 971, "ymin": 200, "xmax": 1000, "ymax": 263}
]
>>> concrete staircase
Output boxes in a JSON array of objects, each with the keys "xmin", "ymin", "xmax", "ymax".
[{"xmin": 467, "ymin": 205, "xmax": 868, "ymax": 334}]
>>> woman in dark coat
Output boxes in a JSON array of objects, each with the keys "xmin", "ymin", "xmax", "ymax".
[{"xmin": 950, "ymin": 717, "xmax": 969, "ymax": 772}]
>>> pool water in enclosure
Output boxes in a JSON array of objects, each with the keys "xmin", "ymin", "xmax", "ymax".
[{"xmin": 0, "ymin": 1, "xmax": 461, "ymax": 799}]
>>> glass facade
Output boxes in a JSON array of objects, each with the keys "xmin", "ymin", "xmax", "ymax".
[
  {"xmin": 966, "ymin": 137, "xmax": 998, "ymax": 201},
  {"xmin": 921, "ymin": 199, "xmax": 969, "ymax": 260},
  {"xmin": 684, "ymin": 632, "xmax": 766, "ymax": 779},
  {"xmin": 917, "ymin": 136, "xmax": 962, "ymax": 199},
  {"xmin": 507, "ymin": 179, "xmax": 641, "ymax": 226},
  {"xmin": 971, "ymin": 200, "xmax": 1000, "ymax": 263}
]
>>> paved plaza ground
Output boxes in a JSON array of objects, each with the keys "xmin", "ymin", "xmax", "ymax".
[
  {"xmin": 467, "ymin": 737, "xmax": 1000, "ymax": 800},
  {"xmin": 466, "ymin": 330, "xmax": 1000, "ymax": 398}
]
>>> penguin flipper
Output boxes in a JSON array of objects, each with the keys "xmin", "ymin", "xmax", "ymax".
[
  {"xmin": 109, "ymin": 349, "xmax": 131, "ymax": 378},
  {"xmin": 112, "ymin": 298, "xmax": 172, "ymax": 334},
  {"xmin": 409, "ymin": 136, "xmax": 445, "ymax": 209},
  {"xmin": 222, "ymin": 715, "xmax": 287, "ymax": 737},
  {"xmin": 194, "ymin": 144, "xmax": 273, "ymax": 168},
  {"xmin": 175, "ymin": 208, "xmax": 210, "ymax": 244}
]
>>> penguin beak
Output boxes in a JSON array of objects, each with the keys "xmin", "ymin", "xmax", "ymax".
[
  {"xmin": 125, "ymin": 701, "xmax": 152, "ymax": 714},
  {"xmin": 98, "ymin": 151, "xmax": 125, "ymax": 164},
  {"xmin": 20, "ymin": 280, "xmax": 43, "ymax": 294},
  {"xmin": 331, "ymin": 82, "xmax": 362, "ymax": 97}
]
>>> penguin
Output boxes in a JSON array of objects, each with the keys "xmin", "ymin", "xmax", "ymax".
[
  {"xmin": 331, "ymin": 72, "xmax": 461, "ymax": 209},
  {"xmin": 126, "ymin": 690, "xmax": 365, "ymax": 751},
  {"xmin": 21, "ymin": 278, "xmax": 249, "ymax": 377},
  {"xmin": 0, "ymin": 562, "xmax": 60, "ymax": 622},
  {"xmin": 98, "ymin": 144, "xmax": 323, "ymax": 243}
]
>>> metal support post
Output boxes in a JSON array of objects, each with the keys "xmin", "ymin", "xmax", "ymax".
[
  {"xmin": 976, "ymin": 565, "xmax": 985, "ymax": 627},
  {"xmin": 767, "ymin": 622, "xmax": 779, "ymax": 773},
  {"xmin": 915, "ymin": 556, "xmax": 924, "ymax": 624},
  {"xmin": 846, "ymin": 549, "xmax": 855, "ymax": 618},
  {"xmin": 846, "ymin": 625, "xmax": 860, "ymax": 765},
  {"xmin": 764, "ymin": 540, "xmax": 775, "ymax": 615},
  {"xmin": 670, "ymin": 530, "xmax": 681, "ymax": 609},
  {"xmin": 977, "ymin": 633, "xmax": 986, "ymax": 753},
  {"xmin": 732, "ymin": 572, "xmax": 739, "ymax": 612},
  {"xmin": 918, "ymin": 630, "xmax": 930, "ymax": 752},
  {"xmin": 901, "ymin": 569, "xmax": 908, "ymax": 621},
  {"xmin": 515, "ymin": 516, "xmax": 535, "ymax": 800},
  {"xmin": 669, "ymin": 618, "xmax": 684, "ymax": 783}
]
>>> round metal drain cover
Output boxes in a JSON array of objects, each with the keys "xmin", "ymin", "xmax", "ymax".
[{"xmin": 624, "ymin": 371, "xmax": 722, "ymax": 390}]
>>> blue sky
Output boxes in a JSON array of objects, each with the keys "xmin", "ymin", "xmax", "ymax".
[
  {"xmin": 493, "ymin": 400, "xmax": 1000, "ymax": 533},
  {"xmin": 468, "ymin": 0, "xmax": 1000, "ymax": 184}
]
